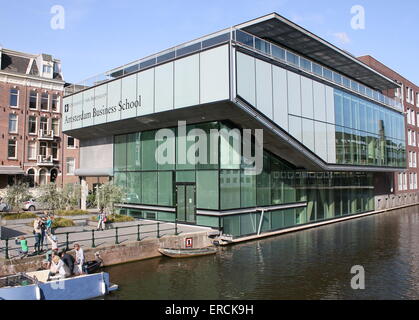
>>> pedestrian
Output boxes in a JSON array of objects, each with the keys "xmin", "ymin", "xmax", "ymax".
[
  {"xmin": 40, "ymin": 217, "xmax": 46, "ymax": 251},
  {"xmin": 73, "ymin": 243, "xmax": 85, "ymax": 275},
  {"xmin": 59, "ymin": 250, "xmax": 75, "ymax": 277},
  {"xmin": 33, "ymin": 217, "xmax": 42, "ymax": 254},
  {"xmin": 45, "ymin": 214, "xmax": 53, "ymax": 235},
  {"xmin": 15, "ymin": 236, "xmax": 28, "ymax": 259},
  {"xmin": 96, "ymin": 210, "xmax": 107, "ymax": 231}
]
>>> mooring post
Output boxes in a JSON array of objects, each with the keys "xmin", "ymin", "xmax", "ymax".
[
  {"xmin": 157, "ymin": 222, "xmax": 160, "ymax": 239},
  {"xmin": 65, "ymin": 232, "xmax": 69, "ymax": 251},
  {"xmin": 5, "ymin": 238, "xmax": 9, "ymax": 259},
  {"xmin": 115, "ymin": 227, "xmax": 119, "ymax": 244},
  {"xmin": 91, "ymin": 230, "xmax": 96, "ymax": 248},
  {"xmin": 175, "ymin": 219, "xmax": 178, "ymax": 235},
  {"xmin": 137, "ymin": 224, "xmax": 141, "ymax": 241}
]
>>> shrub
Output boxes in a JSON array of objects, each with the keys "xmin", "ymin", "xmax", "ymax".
[
  {"xmin": 56, "ymin": 209, "xmax": 89, "ymax": 216},
  {"xmin": 52, "ymin": 217, "xmax": 75, "ymax": 228},
  {"xmin": 2, "ymin": 212, "xmax": 37, "ymax": 220}
]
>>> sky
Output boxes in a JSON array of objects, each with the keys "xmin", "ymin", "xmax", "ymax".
[{"xmin": 0, "ymin": 0, "xmax": 418, "ymax": 84}]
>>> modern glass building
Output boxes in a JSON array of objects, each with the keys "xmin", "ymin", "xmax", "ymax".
[{"xmin": 63, "ymin": 13, "xmax": 405, "ymax": 239}]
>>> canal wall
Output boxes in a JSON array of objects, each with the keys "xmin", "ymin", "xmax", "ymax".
[{"xmin": 0, "ymin": 230, "xmax": 213, "ymax": 277}]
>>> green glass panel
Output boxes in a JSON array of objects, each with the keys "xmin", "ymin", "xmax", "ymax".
[
  {"xmin": 271, "ymin": 210, "xmax": 284, "ymax": 230},
  {"xmin": 197, "ymin": 170, "xmax": 219, "ymax": 210},
  {"xmin": 158, "ymin": 171, "xmax": 173, "ymax": 206},
  {"xmin": 185, "ymin": 184, "xmax": 196, "ymax": 223},
  {"xmin": 126, "ymin": 172, "xmax": 141, "ymax": 204},
  {"xmin": 141, "ymin": 130, "xmax": 157, "ymax": 170},
  {"xmin": 240, "ymin": 213, "xmax": 258, "ymax": 236},
  {"xmin": 114, "ymin": 135, "xmax": 127, "ymax": 171},
  {"xmin": 241, "ymin": 171, "xmax": 256, "ymax": 207},
  {"xmin": 127, "ymin": 132, "xmax": 141, "ymax": 171},
  {"xmin": 283, "ymin": 209, "xmax": 295, "ymax": 227},
  {"xmin": 222, "ymin": 215, "xmax": 240, "ymax": 237},
  {"xmin": 157, "ymin": 211, "xmax": 175, "ymax": 222},
  {"xmin": 220, "ymin": 170, "xmax": 240, "ymax": 209},
  {"xmin": 176, "ymin": 185, "xmax": 186, "ymax": 222},
  {"xmin": 196, "ymin": 215, "xmax": 219, "ymax": 228},
  {"xmin": 176, "ymin": 171, "xmax": 195, "ymax": 183},
  {"xmin": 142, "ymin": 171, "xmax": 158, "ymax": 205}
]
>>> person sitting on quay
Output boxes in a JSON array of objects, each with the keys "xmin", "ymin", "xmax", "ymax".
[
  {"xmin": 73, "ymin": 243, "xmax": 85, "ymax": 275},
  {"xmin": 15, "ymin": 236, "xmax": 28, "ymax": 259},
  {"xmin": 49, "ymin": 254, "xmax": 71, "ymax": 280},
  {"xmin": 59, "ymin": 250, "xmax": 75, "ymax": 277}
]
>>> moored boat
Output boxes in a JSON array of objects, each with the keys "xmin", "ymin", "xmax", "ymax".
[
  {"xmin": 0, "ymin": 270, "xmax": 118, "ymax": 300},
  {"xmin": 158, "ymin": 247, "xmax": 217, "ymax": 258}
]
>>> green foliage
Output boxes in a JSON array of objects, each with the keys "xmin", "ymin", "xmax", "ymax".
[
  {"xmin": 37, "ymin": 183, "xmax": 82, "ymax": 212},
  {"xmin": 95, "ymin": 182, "xmax": 124, "ymax": 214},
  {"xmin": 37, "ymin": 183, "xmax": 62, "ymax": 212},
  {"xmin": 3, "ymin": 183, "xmax": 31, "ymax": 213},
  {"xmin": 2, "ymin": 212, "xmax": 37, "ymax": 220},
  {"xmin": 52, "ymin": 217, "xmax": 75, "ymax": 228},
  {"xmin": 56, "ymin": 209, "xmax": 89, "ymax": 216},
  {"xmin": 105, "ymin": 214, "xmax": 134, "ymax": 223}
]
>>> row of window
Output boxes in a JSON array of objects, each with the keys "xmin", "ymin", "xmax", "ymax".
[
  {"xmin": 7, "ymin": 114, "xmax": 61, "ymax": 136},
  {"xmin": 7, "ymin": 140, "xmax": 59, "ymax": 160},
  {"xmin": 9, "ymin": 88, "xmax": 60, "ymax": 112},
  {"xmin": 398, "ymin": 172, "xmax": 418, "ymax": 191},
  {"xmin": 407, "ymin": 129, "xmax": 418, "ymax": 147},
  {"xmin": 408, "ymin": 151, "xmax": 417, "ymax": 168}
]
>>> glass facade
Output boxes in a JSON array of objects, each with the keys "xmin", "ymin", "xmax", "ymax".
[
  {"xmin": 334, "ymin": 89, "xmax": 406, "ymax": 167},
  {"xmin": 114, "ymin": 121, "xmax": 375, "ymax": 238}
]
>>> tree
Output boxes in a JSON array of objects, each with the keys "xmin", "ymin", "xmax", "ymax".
[
  {"xmin": 62, "ymin": 183, "xmax": 81, "ymax": 210},
  {"xmin": 37, "ymin": 183, "xmax": 62, "ymax": 213},
  {"xmin": 2, "ymin": 182, "xmax": 31, "ymax": 213},
  {"xmin": 95, "ymin": 182, "xmax": 124, "ymax": 214}
]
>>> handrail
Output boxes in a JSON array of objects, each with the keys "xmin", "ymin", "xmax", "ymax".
[{"xmin": 0, "ymin": 219, "xmax": 179, "ymax": 259}]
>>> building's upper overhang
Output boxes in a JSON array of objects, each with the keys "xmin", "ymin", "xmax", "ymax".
[{"xmin": 235, "ymin": 13, "xmax": 399, "ymax": 92}]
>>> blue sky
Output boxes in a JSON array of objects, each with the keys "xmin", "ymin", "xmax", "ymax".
[{"xmin": 1, "ymin": 0, "xmax": 418, "ymax": 84}]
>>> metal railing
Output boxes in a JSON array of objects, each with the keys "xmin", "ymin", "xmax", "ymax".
[{"xmin": 0, "ymin": 220, "xmax": 180, "ymax": 260}]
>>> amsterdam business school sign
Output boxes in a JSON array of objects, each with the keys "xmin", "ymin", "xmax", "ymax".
[{"xmin": 64, "ymin": 93, "xmax": 142, "ymax": 124}]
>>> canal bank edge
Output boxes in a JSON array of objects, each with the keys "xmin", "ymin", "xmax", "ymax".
[{"xmin": 0, "ymin": 230, "xmax": 213, "ymax": 277}]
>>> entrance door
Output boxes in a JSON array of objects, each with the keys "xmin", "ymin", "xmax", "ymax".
[{"xmin": 176, "ymin": 183, "xmax": 196, "ymax": 223}]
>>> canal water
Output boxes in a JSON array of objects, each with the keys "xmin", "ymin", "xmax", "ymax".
[{"xmin": 104, "ymin": 206, "xmax": 419, "ymax": 300}]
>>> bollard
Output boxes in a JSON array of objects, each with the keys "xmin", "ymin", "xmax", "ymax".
[
  {"xmin": 115, "ymin": 227, "xmax": 119, "ymax": 244},
  {"xmin": 157, "ymin": 222, "xmax": 160, "ymax": 238},
  {"xmin": 137, "ymin": 224, "xmax": 141, "ymax": 241},
  {"xmin": 65, "ymin": 232, "xmax": 69, "ymax": 251},
  {"xmin": 91, "ymin": 230, "xmax": 96, "ymax": 248},
  {"xmin": 175, "ymin": 219, "xmax": 178, "ymax": 235},
  {"xmin": 5, "ymin": 238, "xmax": 9, "ymax": 259}
]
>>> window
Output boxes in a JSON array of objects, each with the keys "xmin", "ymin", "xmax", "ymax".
[
  {"xmin": 8, "ymin": 140, "xmax": 17, "ymax": 158},
  {"xmin": 398, "ymin": 173, "xmax": 403, "ymax": 191},
  {"xmin": 43, "ymin": 65, "xmax": 52, "ymax": 73},
  {"xmin": 39, "ymin": 169, "xmax": 47, "ymax": 185},
  {"xmin": 51, "ymin": 94, "xmax": 59, "ymax": 112},
  {"xmin": 66, "ymin": 157, "xmax": 75, "ymax": 175},
  {"xmin": 51, "ymin": 118, "xmax": 59, "ymax": 136},
  {"xmin": 407, "ymin": 109, "xmax": 411, "ymax": 124},
  {"xmin": 29, "ymin": 90, "xmax": 37, "ymax": 109},
  {"xmin": 8, "ymin": 114, "xmax": 18, "ymax": 133},
  {"xmin": 27, "ymin": 169, "xmax": 35, "ymax": 188},
  {"xmin": 28, "ymin": 141, "xmax": 36, "ymax": 160},
  {"xmin": 41, "ymin": 93, "xmax": 49, "ymax": 110},
  {"xmin": 67, "ymin": 136, "xmax": 75, "ymax": 148},
  {"xmin": 10, "ymin": 89, "xmax": 19, "ymax": 107},
  {"xmin": 39, "ymin": 142, "xmax": 47, "ymax": 157},
  {"xmin": 28, "ymin": 116, "xmax": 37, "ymax": 134},
  {"xmin": 52, "ymin": 142, "xmax": 58, "ymax": 159},
  {"xmin": 40, "ymin": 117, "xmax": 48, "ymax": 134}
]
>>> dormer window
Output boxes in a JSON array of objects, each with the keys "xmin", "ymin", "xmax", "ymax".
[{"xmin": 43, "ymin": 65, "xmax": 52, "ymax": 73}]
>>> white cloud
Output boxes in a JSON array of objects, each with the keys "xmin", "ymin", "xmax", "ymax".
[{"xmin": 333, "ymin": 32, "xmax": 351, "ymax": 45}]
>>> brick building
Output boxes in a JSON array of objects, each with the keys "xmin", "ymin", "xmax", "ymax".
[
  {"xmin": 0, "ymin": 46, "xmax": 79, "ymax": 189},
  {"xmin": 358, "ymin": 55, "xmax": 419, "ymax": 195}
]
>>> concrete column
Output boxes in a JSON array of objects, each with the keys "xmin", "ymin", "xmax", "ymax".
[{"xmin": 81, "ymin": 177, "xmax": 88, "ymax": 210}]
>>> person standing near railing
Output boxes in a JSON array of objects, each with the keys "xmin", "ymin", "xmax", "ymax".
[
  {"xmin": 96, "ymin": 209, "xmax": 107, "ymax": 231},
  {"xmin": 33, "ymin": 217, "xmax": 43, "ymax": 254},
  {"xmin": 73, "ymin": 243, "xmax": 85, "ymax": 275}
]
